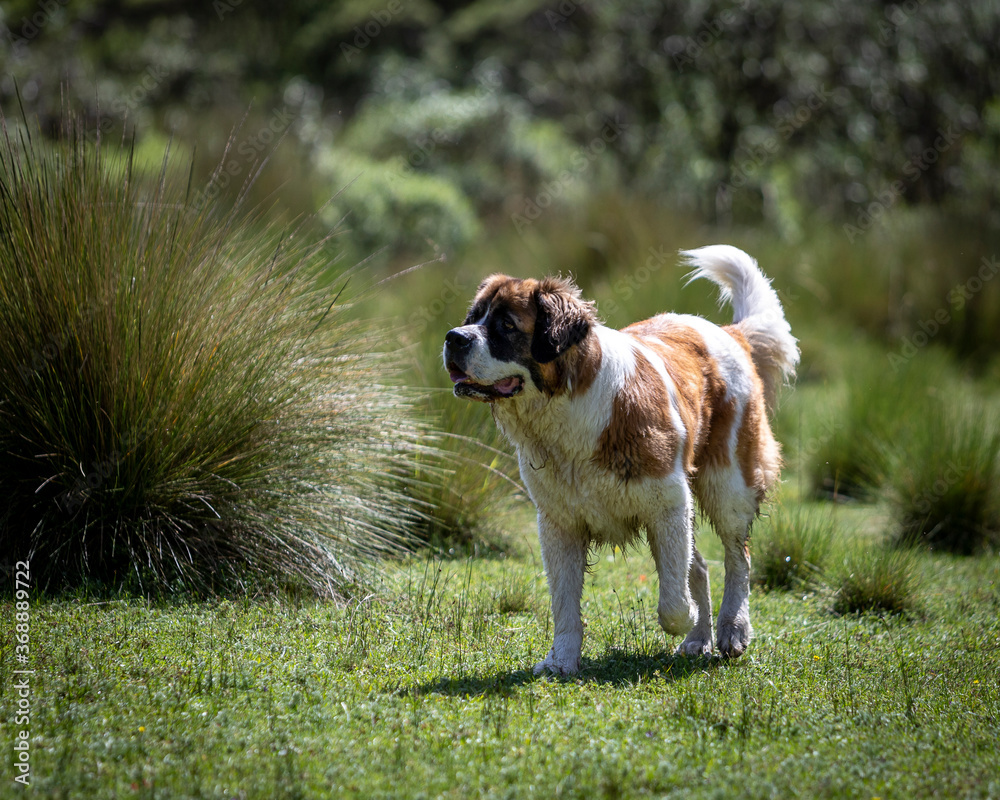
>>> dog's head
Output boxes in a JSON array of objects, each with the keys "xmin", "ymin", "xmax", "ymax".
[{"xmin": 443, "ymin": 274, "xmax": 599, "ymax": 402}]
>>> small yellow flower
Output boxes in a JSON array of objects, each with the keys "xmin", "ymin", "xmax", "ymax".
[{"xmin": 138, "ymin": 727, "xmax": 145, "ymax": 732}]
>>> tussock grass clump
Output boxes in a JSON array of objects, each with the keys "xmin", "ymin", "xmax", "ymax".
[
  {"xmin": 0, "ymin": 117, "xmax": 434, "ymax": 596},
  {"xmin": 889, "ymin": 401, "xmax": 1000, "ymax": 555},
  {"xmin": 832, "ymin": 546, "xmax": 919, "ymax": 617},
  {"xmin": 753, "ymin": 506, "xmax": 835, "ymax": 592},
  {"xmin": 809, "ymin": 358, "xmax": 897, "ymax": 500},
  {"xmin": 809, "ymin": 347, "xmax": 955, "ymax": 500},
  {"xmin": 401, "ymin": 399, "xmax": 520, "ymax": 555},
  {"xmin": 353, "ymin": 263, "xmax": 524, "ymax": 555}
]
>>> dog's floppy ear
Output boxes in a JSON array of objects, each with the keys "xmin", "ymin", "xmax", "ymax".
[{"xmin": 531, "ymin": 277, "xmax": 596, "ymax": 364}]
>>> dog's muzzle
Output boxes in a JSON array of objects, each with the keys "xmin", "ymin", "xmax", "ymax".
[{"xmin": 444, "ymin": 327, "xmax": 524, "ymax": 401}]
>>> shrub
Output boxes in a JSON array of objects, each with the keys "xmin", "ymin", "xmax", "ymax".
[
  {"xmin": 308, "ymin": 55, "xmax": 609, "ymax": 260},
  {"xmin": 832, "ymin": 546, "xmax": 919, "ymax": 617},
  {"xmin": 809, "ymin": 346, "xmax": 955, "ymax": 500},
  {"xmin": 889, "ymin": 400, "xmax": 1000, "ymax": 555},
  {"xmin": 399, "ymin": 397, "xmax": 521, "ymax": 555},
  {"xmin": 753, "ymin": 505, "xmax": 835, "ymax": 591},
  {"xmin": 0, "ymin": 117, "xmax": 434, "ymax": 596},
  {"xmin": 313, "ymin": 146, "xmax": 482, "ymax": 262}
]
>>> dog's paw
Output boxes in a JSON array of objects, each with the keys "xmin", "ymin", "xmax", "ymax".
[
  {"xmin": 675, "ymin": 634, "xmax": 713, "ymax": 657},
  {"xmin": 716, "ymin": 620, "xmax": 752, "ymax": 659},
  {"xmin": 658, "ymin": 599, "xmax": 698, "ymax": 637},
  {"xmin": 532, "ymin": 650, "xmax": 580, "ymax": 676}
]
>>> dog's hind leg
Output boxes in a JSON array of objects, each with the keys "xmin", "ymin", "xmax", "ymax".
[
  {"xmin": 676, "ymin": 542, "xmax": 714, "ymax": 656},
  {"xmin": 534, "ymin": 513, "xmax": 588, "ymax": 676},
  {"xmin": 696, "ymin": 468, "xmax": 760, "ymax": 658},
  {"xmin": 715, "ymin": 505, "xmax": 756, "ymax": 658}
]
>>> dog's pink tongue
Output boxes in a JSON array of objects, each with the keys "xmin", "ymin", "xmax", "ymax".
[{"xmin": 494, "ymin": 377, "xmax": 519, "ymax": 394}]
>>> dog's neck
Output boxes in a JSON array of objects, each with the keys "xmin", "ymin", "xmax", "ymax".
[{"xmin": 492, "ymin": 393, "xmax": 584, "ymax": 474}]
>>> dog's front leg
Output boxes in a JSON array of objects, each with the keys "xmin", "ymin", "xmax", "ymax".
[
  {"xmin": 648, "ymin": 489, "xmax": 699, "ymax": 641},
  {"xmin": 534, "ymin": 513, "xmax": 587, "ymax": 676}
]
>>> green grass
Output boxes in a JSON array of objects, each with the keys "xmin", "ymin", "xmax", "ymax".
[
  {"xmin": 804, "ymin": 345, "xmax": 956, "ymax": 500},
  {"xmin": 832, "ymin": 544, "xmax": 921, "ymax": 618},
  {"xmin": 397, "ymin": 396, "xmax": 523, "ymax": 556},
  {"xmin": 3, "ymin": 518, "xmax": 998, "ymax": 799}
]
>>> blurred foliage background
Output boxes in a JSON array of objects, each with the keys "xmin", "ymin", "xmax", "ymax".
[
  {"xmin": 3, "ymin": 0, "xmax": 1000, "ymax": 573},
  {"xmin": 3, "ymin": 0, "xmax": 998, "ymax": 255}
]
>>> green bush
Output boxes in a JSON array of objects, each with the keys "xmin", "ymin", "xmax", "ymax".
[
  {"xmin": 753, "ymin": 505, "xmax": 835, "ymax": 591},
  {"xmin": 313, "ymin": 146, "xmax": 482, "ymax": 261},
  {"xmin": 0, "ymin": 119, "xmax": 434, "ymax": 596},
  {"xmin": 832, "ymin": 546, "xmax": 919, "ymax": 617},
  {"xmin": 809, "ymin": 346, "xmax": 957, "ymax": 500},
  {"xmin": 309, "ymin": 54, "xmax": 613, "ymax": 259},
  {"xmin": 399, "ymin": 397, "xmax": 521, "ymax": 556},
  {"xmin": 889, "ymin": 400, "xmax": 1000, "ymax": 555}
]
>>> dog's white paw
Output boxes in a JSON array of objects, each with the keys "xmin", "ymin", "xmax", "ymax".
[
  {"xmin": 717, "ymin": 620, "xmax": 752, "ymax": 659},
  {"xmin": 532, "ymin": 649, "xmax": 580, "ymax": 676},
  {"xmin": 675, "ymin": 634, "xmax": 713, "ymax": 657},
  {"xmin": 658, "ymin": 599, "xmax": 698, "ymax": 637}
]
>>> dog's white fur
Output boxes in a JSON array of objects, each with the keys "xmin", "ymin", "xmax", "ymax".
[{"xmin": 444, "ymin": 246, "xmax": 798, "ymax": 674}]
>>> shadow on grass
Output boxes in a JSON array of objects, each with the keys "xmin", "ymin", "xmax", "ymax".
[{"xmin": 403, "ymin": 649, "xmax": 728, "ymax": 698}]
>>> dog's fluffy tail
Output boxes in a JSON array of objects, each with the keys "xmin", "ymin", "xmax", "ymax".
[{"xmin": 681, "ymin": 245, "xmax": 799, "ymax": 411}]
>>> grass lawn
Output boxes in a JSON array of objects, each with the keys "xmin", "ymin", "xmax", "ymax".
[
  {"xmin": 4, "ymin": 96, "xmax": 1000, "ymax": 800},
  {"xmin": 3, "ymin": 506, "xmax": 999, "ymax": 799}
]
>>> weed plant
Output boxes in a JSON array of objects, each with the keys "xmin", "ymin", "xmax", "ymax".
[
  {"xmin": 832, "ymin": 545, "xmax": 920, "ymax": 617},
  {"xmin": 0, "ymin": 117, "xmax": 434, "ymax": 595},
  {"xmin": 753, "ymin": 505, "xmax": 835, "ymax": 591},
  {"xmin": 889, "ymin": 399, "xmax": 1000, "ymax": 555}
]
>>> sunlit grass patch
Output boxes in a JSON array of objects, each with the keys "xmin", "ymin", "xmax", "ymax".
[
  {"xmin": 889, "ymin": 399, "xmax": 1000, "ymax": 555},
  {"xmin": 3, "ymin": 524, "xmax": 999, "ymax": 798}
]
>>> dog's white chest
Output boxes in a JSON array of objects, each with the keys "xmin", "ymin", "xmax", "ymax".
[{"xmin": 517, "ymin": 448, "xmax": 686, "ymax": 545}]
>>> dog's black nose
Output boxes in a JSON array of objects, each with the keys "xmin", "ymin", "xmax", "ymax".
[{"xmin": 445, "ymin": 328, "xmax": 474, "ymax": 352}]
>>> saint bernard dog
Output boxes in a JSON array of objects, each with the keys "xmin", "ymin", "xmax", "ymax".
[{"xmin": 443, "ymin": 245, "xmax": 799, "ymax": 675}]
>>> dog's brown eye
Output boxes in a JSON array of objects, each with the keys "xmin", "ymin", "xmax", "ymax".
[{"xmin": 502, "ymin": 318, "xmax": 517, "ymax": 331}]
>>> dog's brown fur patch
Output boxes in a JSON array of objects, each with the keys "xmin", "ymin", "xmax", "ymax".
[
  {"xmin": 736, "ymin": 392, "xmax": 771, "ymax": 502},
  {"xmin": 722, "ymin": 324, "xmax": 752, "ymax": 357},
  {"xmin": 623, "ymin": 318, "xmax": 736, "ymax": 475},
  {"xmin": 592, "ymin": 349, "xmax": 679, "ymax": 482},
  {"xmin": 491, "ymin": 278, "xmax": 539, "ymax": 319},
  {"xmin": 531, "ymin": 331, "xmax": 604, "ymax": 398},
  {"xmin": 569, "ymin": 334, "xmax": 603, "ymax": 397},
  {"xmin": 723, "ymin": 324, "xmax": 781, "ymax": 501}
]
